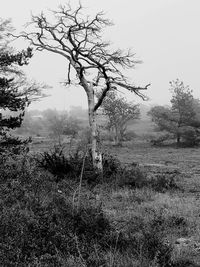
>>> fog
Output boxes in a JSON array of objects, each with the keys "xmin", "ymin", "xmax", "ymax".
[{"xmin": 1, "ymin": 0, "xmax": 200, "ymax": 110}]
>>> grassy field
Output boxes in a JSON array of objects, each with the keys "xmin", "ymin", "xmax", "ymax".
[
  {"xmin": 106, "ymin": 140, "xmax": 200, "ymax": 192},
  {"xmin": 104, "ymin": 140, "xmax": 200, "ymax": 265},
  {"xmin": 22, "ymin": 131, "xmax": 200, "ymax": 265}
]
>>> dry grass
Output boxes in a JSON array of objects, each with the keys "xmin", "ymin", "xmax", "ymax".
[{"xmin": 23, "ymin": 134, "xmax": 200, "ymax": 265}]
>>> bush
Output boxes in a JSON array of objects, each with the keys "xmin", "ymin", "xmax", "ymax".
[
  {"xmin": 35, "ymin": 146, "xmax": 73, "ymax": 182},
  {"xmin": 149, "ymin": 172, "xmax": 179, "ymax": 192},
  {"xmin": 116, "ymin": 166, "xmax": 148, "ymax": 188},
  {"xmin": 68, "ymin": 149, "xmax": 121, "ymax": 185},
  {"xmin": 36, "ymin": 147, "xmax": 121, "ymax": 185},
  {"xmin": 178, "ymin": 126, "xmax": 200, "ymax": 147},
  {"xmin": 111, "ymin": 165, "xmax": 180, "ymax": 193},
  {"xmin": 35, "ymin": 146, "xmax": 180, "ymax": 194}
]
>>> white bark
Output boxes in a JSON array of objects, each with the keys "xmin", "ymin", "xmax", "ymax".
[
  {"xmin": 87, "ymin": 90, "xmax": 103, "ymax": 173},
  {"xmin": 79, "ymin": 75, "xmax": 103, "ymax": 173}
]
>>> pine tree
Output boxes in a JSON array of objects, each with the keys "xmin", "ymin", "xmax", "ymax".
[{"xmin": 0, "ymin": 19, "xmax": 34, "ymax": 151}]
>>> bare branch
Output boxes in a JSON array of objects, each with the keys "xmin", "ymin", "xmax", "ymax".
[
  {"xmin": 14, "ymin": 3, "xmax": 149, "ymax": 112},
  {"xmin": 112, "ymin": 81, "xmax": 150, "ymax": 100}
]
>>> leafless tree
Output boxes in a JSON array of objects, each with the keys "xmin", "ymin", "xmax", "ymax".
[{"xmin": 16, "ymin": 3, "xmax": 150, "ymax": 172}]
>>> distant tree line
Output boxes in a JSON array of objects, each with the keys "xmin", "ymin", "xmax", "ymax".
[{"xmin": 15, "ymin": 90, "xmax": 141, "ymax": 147}]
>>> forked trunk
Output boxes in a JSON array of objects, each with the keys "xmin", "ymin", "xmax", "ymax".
[{"xmin": 78, "ymin": 71, "xmax": 103, "ymax": 173}]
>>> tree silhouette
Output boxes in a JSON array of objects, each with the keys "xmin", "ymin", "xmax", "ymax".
[{"xmin": 17, "ymin": 3, "xmax": 149, "ymax": 170}]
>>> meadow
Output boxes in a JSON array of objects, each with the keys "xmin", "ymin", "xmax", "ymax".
[
  {"xmin": 2, "ymin": 119, "xmax": 200, "ymax": 266},
  {"xmin": 25, "ymin": 123, "xmax": 200, "ymax": 265}
]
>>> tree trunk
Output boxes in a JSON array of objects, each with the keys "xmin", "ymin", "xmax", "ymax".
[
  {"xmin": 87, "ymin": 90, "xmax": 103, "ymax": 173},
  {"xmin": 76, "ymin": 68, "xmax": 103, "ymax": 173}
]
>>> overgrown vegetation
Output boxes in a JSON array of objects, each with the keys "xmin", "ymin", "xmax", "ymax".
[
  {"xmin": 0, "ymin": 151, "xmax": 111, "ymax": 266},
  {"xmin": 1, "ymin": 147, "xmax": 192, "ymax": 266},
  {"xmin": 36, "ymin": 146, "xmax": 180, "ymax": 195},
  {"xmin": 2, "ymin": 3, "xmax": 200, "ymax": 267}
]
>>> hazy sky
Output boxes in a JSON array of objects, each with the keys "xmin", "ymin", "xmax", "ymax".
[{"xmin": 1, "ymin": 0, "xmax": 200, "ymax": 110}]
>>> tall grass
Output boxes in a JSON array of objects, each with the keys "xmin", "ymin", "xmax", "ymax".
[{"xmin": 0, "ymin": 147, "xmax": 199, "ymax": 266}]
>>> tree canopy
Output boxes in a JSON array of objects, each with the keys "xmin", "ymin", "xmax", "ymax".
[
  {"xmin": 148, "ymin": 79, "xmax": 200, "ymax": 146},
  {"xmin": 16, "ymin": 3, "xmax": 149, "ymax": 170},
  {"xmin": 100, "ymin": 91, "xmax": 140, "ymax": 145},
  {"xmin": 0, "ymin": 19, "xmax": 44, "ymax": 149}
]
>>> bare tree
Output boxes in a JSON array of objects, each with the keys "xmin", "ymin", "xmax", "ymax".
[{"xmin": 16, "ymin": 3, "xmax": 149, "ymax": 172}]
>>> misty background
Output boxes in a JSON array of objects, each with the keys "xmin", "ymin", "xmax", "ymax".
[{"xmin": 1, "ymin": 0, "xmax": 199, "ymax": 111}]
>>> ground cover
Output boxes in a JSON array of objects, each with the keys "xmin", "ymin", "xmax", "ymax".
[{"xmin": 15, "ymin": 135, "xmax": 200, "ymax": 266}]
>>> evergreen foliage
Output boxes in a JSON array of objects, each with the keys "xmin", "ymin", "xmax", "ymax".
[{"xmin": 0, "ymin": 19, "xmax": 38, "ymax": 150}]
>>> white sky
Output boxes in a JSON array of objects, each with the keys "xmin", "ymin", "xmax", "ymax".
[{"xmin": 1, "ymin": 0, "xmax": 200, "ymax": 110}]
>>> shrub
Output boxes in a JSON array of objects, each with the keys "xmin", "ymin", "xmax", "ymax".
[
  {"xmin": 113, "ymin": 164, "xmax": 179, "ymax": 192},
  {"xmin": 36, "ymin": 146, "xmax": 122, "ymax": 185},
  {"xmin": 178, "ymin": 126, "xmax": 200, "ymax": 147},
  {"xmin": 35, "ymin": 146, "xmax": 180, "ymax": 194},
  {"xmin": 116, "ymin": 166, "xmax": 148, "ymax": 188},
  {"xmin": 102, "ymin": 152, "xmax": 121, "ymax": 178},
  {"xmin": 35, "ymin": 146, "xmax": 73, "ymax": 182},
  {"xmin": 68, "ymin": 149, "xmax": 121, "ymax": 184},
  {"xmin": 149, "ymin": 172, "xmax": 179, "ymax": 192}
]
